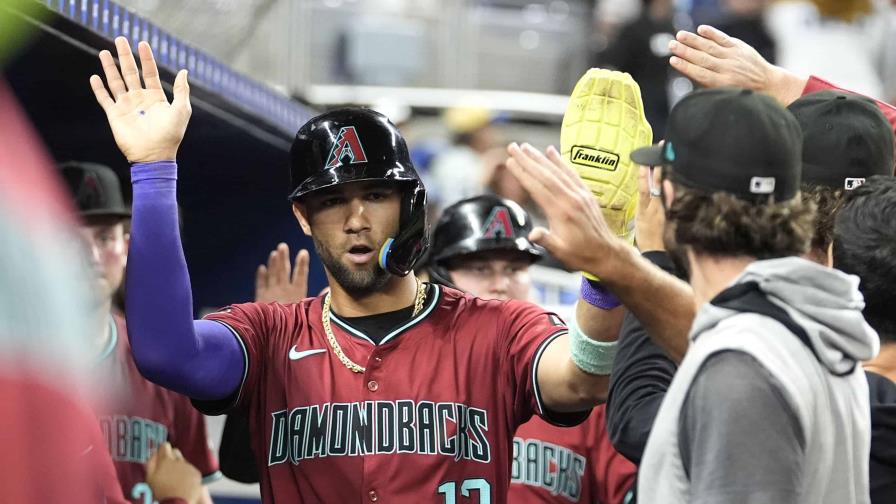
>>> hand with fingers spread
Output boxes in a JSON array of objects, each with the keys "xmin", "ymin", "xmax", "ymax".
[
  {"xmin": 255, "ymin": 243, "xmax": 311, "ymax": 304},
  {"xmin": 635, "ymin": 166, "xmax": 666, "ymax": 253},
  {"xmin": 90, "ymin": 37, "xmax": 191, "ymax": 163},
  {"xmin": 669, "ymin": 24, "xmax": 806, "ymax": 106},
  {"xmin": 505, "ymin": 142, "xmax": 626, "ymax": 277},
  {"xmin": 145, "ymin": 442, "xmax": 202, "ymax": 504}
]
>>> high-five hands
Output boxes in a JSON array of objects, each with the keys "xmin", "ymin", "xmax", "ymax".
[
  {"xmin": 90, "ymin": 37, "xmax": 191, "ymax": 163},
  {"xmin": 255, "ymin": 243, "xmax": 311, "ymax": 304},
  {"xmin": 668, "ymin": 25, "xmax": 805, "ymax": 106},
  {"xmin": 505, "ymin": 143, "xmax": 627, "ymax": 278}
]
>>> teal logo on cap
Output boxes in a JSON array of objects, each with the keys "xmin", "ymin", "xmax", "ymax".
[{"xmin": 664, "ymin": 142, "xmax": 676, "ymax": 162}]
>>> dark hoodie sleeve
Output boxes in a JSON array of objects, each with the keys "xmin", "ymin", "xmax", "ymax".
[
  {"xmin": 605, "ymin": 251, "xmax": 680, "ymax": 464},
  {"xmin": 866, "ymin": 371, "xmax": 896, "ymax": 504}
]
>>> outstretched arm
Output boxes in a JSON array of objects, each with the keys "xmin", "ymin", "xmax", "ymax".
[
  {"xmin": 669, "ymin": 24, "xmax": 896, "ymax": 147},
  {"xmin": 91, "ymin": 37, "xmax": 243, "ymax": 400},
  {"xmin": 506, "ymin": 144, "xmax": 692, "ymax": 375}
]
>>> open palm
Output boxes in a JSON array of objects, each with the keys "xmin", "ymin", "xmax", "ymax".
[{"xmin": 90, "ymin": 37, "xmax": 191, "ymax": 163}]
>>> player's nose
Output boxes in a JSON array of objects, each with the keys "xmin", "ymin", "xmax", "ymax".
[
  {"xmin": 488, "ymin": 275, "xmax": 510, "ymax": 297},
  {"xmin": 343, "ymin": 198, "xmax": 371, "ymax": 234}
]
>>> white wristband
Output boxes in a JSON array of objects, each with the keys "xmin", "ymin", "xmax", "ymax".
[{"xmin": 569, "ymin": 318, "xmax": 618, "ymax": 375}]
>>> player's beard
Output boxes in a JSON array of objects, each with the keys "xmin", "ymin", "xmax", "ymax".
[{"xmin": 313, "ymin": 236, "xmax": 393, "ymax": 297}]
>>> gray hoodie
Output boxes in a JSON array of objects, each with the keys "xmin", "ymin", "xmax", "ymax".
[{"xmin": 639, "ymin": 257, "xmax": 879, "ymax": 504}]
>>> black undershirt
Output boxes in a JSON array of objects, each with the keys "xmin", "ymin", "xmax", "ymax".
[{"xmin": 335, "ymin": 284, "xmax": 434, "ymax": 345}]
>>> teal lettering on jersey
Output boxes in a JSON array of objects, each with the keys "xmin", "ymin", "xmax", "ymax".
[
  {"xmin": 511, "ymin": 437, "xmax": 586, "ymax": 502},
  {"xmin": 98, "ymin": 415, "xmax": 169, "ymax": 463},
  {"xmin": 268, "ymin": 400, "xmax": 491, "ymax": 466}
]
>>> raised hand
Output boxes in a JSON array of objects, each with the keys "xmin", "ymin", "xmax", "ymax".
[
  {"xmin": 635, "ymin": 165, "xmax": 666, "ymax": 253},
  {"xmin": 90, "ymin": 37, "xmax": 191, "ymax": 163},
  {"xmin": 504, "ymin": 143, "xmax": 627, "ymax": 277},
  {"xmin": 668, "ymin": 25, "xmax": 806, "ymax": 106},
  {"xmin": 255, "ymin": 243, "xmax": 310, "ymax": 304}
]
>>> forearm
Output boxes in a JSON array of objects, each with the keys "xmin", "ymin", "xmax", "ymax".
[
  {"xmin": 537, "ymin": 297, "xmax": 624, "ymax": 411},
  {"xmin": 596, "ymin": 245, "xmax": 693, "ymax": 362},
  {"xmin": 575, "ymin": 291, "xmax": 624, "ymax": 343},
  {"xmin": 127, "ymin": 161, "xmax": 244, "ymax": 400},
  {"xmin": 537, "ymin": 334, "xmax": 611, "ymax": 411}
]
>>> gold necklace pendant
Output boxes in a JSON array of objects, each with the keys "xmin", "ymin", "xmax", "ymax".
[{"xmin": 323, "ymin": 279, "xmax": 426, "ymax": 373}]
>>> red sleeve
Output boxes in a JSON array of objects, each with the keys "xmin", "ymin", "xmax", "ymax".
[
  {"xmin": 589, "ymin": 407, "xmax": 637, "ymax": 504},
  {"xmin": 169, "ymin": 395, "xmax": 221, "ymax": 483},
  {"xmin": 499, "ymin": 300, "xmax": 589, "ymax": 428},
  {"xmin": 198, "ymin": 302, "xmax": 278, "ymax": 414},
  {"xmin": 803, "ymin": 75, "xmax": 896, "ymax": 174}
]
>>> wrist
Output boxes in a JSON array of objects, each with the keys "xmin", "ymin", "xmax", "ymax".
[
  {"xmin": 580, "ymin": 277, "xmax": 621, "ymax": 310},
  {"xmin": 584, "ymin": 239, "xmax": 635, "ymax": 281},
  {"xmin": 766, "ymin": 65, "xmax": 807, "ymax": 106},
  {"xmin": 128, "ymin": 149, "xmax": 179, "ymax": 164}
]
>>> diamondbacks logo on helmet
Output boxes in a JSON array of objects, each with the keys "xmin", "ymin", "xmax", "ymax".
[
  {"xmin": 325, "ymin": 126, "xmax": 368, "ymax": 168},
  {"xmin": 481, "ymin": 206, "xmax": 515, "ymax": 239}
]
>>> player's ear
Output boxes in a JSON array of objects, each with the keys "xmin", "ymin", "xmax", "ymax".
[{"xmin": 292, "ymin": 202, "xmax": 312, "ymax": 236}]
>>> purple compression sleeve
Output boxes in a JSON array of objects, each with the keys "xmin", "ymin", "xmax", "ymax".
[{"xmin": 126, "ymin": 161, "xmax": 244, "ymax": 400}]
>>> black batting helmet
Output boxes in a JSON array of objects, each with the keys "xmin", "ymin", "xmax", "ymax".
[
  {"xmin": 289, "ymin": 108, "xmax": 429, "ymax": 276},
  {"xmin": 428, "ymin": 194, "xmax": 543, "ymax": 286}
]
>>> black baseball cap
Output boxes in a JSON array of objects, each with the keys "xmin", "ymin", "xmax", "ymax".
[
  {"xmin": 631, "ymin": 88, "xmax": 803, "ymax": 201},
  {"xmin": 787, "ymin": 90, "xmax": 894, "ymax": 190},
  {"xmin": 59, "ymin": 161, "xmax": 130, "ymax": 218}
]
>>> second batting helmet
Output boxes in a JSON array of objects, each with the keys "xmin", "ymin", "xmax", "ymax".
[
  {"xmin": 428, "ymin": 194, "xmax": 543, "ymax": 286},
  {"xmin": 289, "ymin": 108, "xmax": 429, "ymax": 276}
]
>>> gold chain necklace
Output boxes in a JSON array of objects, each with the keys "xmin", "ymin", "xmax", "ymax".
[{"xmin": 322, "ymin": 279, "xmax": 427, "ymax": 373}]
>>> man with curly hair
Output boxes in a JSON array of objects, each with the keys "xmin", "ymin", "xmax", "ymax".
[{"xmin": 620, "ymin": 88, "xmax": 878, "ymax": 504}]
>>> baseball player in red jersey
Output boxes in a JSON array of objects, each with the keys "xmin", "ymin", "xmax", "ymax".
[
  {"xmin": 427, "ymin": 195, "xmax": 636, "ymax": 504},
  {"xmin": 89, "ymin": 37, "xmax": 629, "ymax": 503},
  {"xmin": 60, "ymin": 161, "xmax": 221, "ymax": 504}
]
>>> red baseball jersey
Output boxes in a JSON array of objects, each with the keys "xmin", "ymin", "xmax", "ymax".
[
  {"xmin": 201, "ymin": 284, "xmax": 583, "ymax": 503},
  {"xmin": 510, "ymin": 406, "xmax": 636, "ymax": 504},
  {"xmin": 92, "ymin": 314, "xmax": 220, "ymax": 504}
]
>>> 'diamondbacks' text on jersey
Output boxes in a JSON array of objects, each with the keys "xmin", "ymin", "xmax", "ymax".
[{"xmin": 200, "ymin": 285, "xmax": 582, "ymax": 503}]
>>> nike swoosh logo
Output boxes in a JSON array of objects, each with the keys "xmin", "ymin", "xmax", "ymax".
[{"xmin": 289, "ymin": 347, "xmax": 327, "ymax": 361}]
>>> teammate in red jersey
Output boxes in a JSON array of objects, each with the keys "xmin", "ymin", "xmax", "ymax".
[
  {"xmin": 89, "ymin": 37, "xmax": 627, "ymax": 502},
  {"xmin": 61, "ymin": 161, "xmax": 221, "ymax": 504},
  {"xmin": 427, "ymin": 194, "xmax": 636, "ymax": 504}
]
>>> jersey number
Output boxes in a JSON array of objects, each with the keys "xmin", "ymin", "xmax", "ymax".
[
  {"xmin": 437, "ymin": 478, "xmax": 491, "ymax": 503},
  {"xmin": 131, "ymin": 482, "xmax": 153, "ymax": 504}
]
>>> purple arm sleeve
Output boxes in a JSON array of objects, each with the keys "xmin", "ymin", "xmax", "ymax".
[{"xmin": 126, "ymin": 161, "xmax": 245, "ymax": 400}]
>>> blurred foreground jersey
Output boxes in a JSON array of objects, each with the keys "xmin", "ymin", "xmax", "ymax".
[
  {"xmin": 92, "ymin": 314, "xmax": 221, "ymax": 503},
  {"xmin": 198, "ymin": 285, "xmax": 582, "ymax": 503},
  {"xmin": 0, "ymin": 78, "xmax": 125, "ymax": 502}
]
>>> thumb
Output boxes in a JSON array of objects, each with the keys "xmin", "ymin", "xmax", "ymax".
[
  {"xmin": 172, "ymin": 70, "xmax": 191, "ymax": 111},
  {"xmin": 529, "ymin": 227, "xmax": 562, "ymax": 254}
]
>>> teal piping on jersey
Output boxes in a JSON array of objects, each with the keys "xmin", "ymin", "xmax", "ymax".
[
  {"xmin": 201, "ymin": 470, "xmax": 224, "ymax": 485},
  {"xmin": 205, "ymin": 320, "xmax": 250, "ymax": 413},
  {"xmin": 330, "ymin": 284, "xmax": 442, "ymax": 346},
  {"xmin": 532, "ymin": 329, "xmax": 569, "ymax": 417},
  {"xmin": 94, "ymin": 316, "xmax": 119, "ymax": 364}
]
